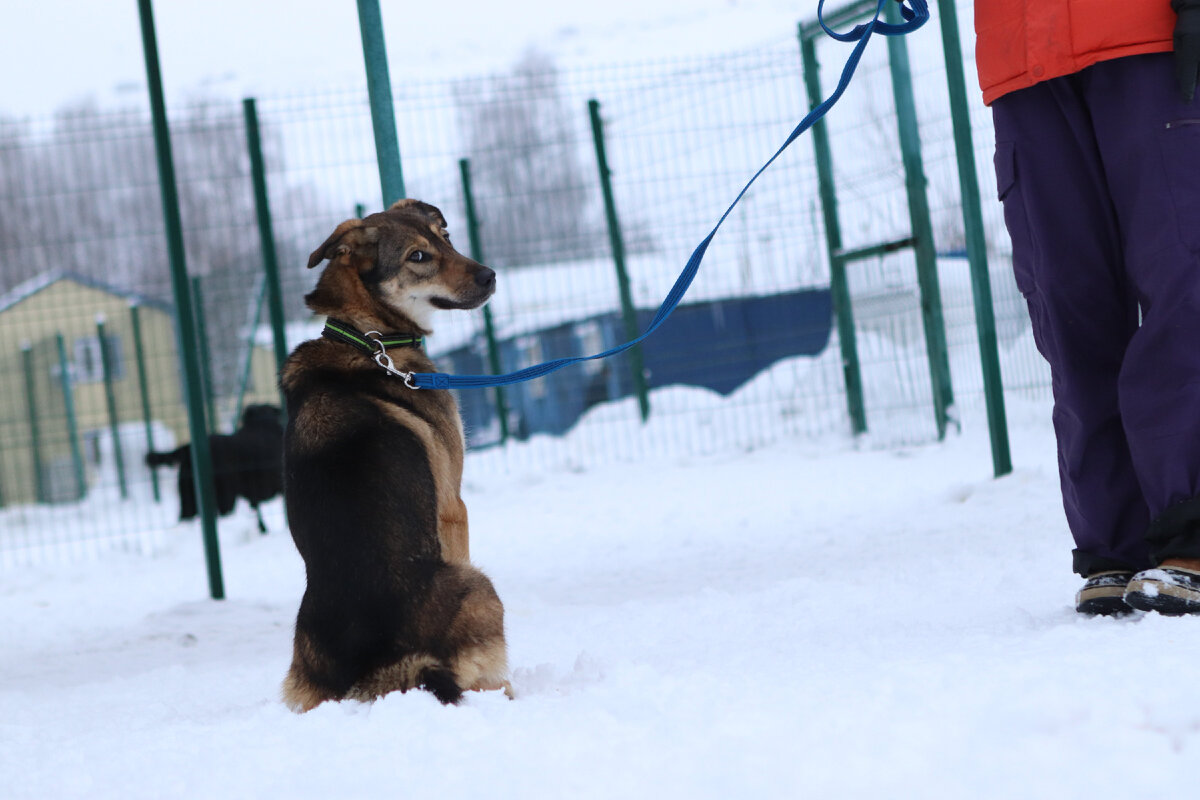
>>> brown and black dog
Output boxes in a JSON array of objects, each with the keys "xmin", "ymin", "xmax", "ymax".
[{"xmin": 280, "ymin": 199, "xmax": 510, "ymax": 710}]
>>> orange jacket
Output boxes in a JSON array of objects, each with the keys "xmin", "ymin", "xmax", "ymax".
[{"xmin": 975, "ymin": 1, "xmax": 1177, "ymax": 104}]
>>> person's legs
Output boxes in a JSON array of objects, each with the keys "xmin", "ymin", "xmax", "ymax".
[
  {"xmin": 991, "ymin": 75, "xmax": 1151, "ymax": 578},
  {"xmin": 1080, "ymin": 54, "xmax": 1200, "ymax": 566}
]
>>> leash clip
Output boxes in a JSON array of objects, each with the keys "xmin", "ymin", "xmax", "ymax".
[{"xmin": 364, "ymin": 331, "xmax": 419, "ymax": 389}]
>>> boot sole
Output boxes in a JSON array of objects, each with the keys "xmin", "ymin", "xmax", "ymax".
[
  {"xmin": 1076, "ymin": 571, "xmax": 1135, "ymax": 616},
  {"xmin": 1076, "ymin": 594, "xmax": 1134, "ymax": 616}
]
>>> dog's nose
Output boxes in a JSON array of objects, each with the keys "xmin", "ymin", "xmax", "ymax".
[{"xmin": 475, "ymin": 267, "xmax": 496, "ymax": 290}]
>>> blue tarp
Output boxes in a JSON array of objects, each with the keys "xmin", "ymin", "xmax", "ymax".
[{"xmin": 443, "ymin": 287, "xmax": 833, "ymax": 447}]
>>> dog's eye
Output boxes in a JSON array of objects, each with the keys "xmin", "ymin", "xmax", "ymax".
[{"xmin": 408, "ymin": 250, "xmax": 429, "ymax": 263}]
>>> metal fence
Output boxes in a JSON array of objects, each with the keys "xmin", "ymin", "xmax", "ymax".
[{"xmin": 0, "ymin": 3, "xmax": 1049, "ymax": 568}]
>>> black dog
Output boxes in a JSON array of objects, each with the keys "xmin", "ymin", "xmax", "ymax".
[{"xmin": 146, "ymin": 404, "xmax": 284, "ymax": 533}]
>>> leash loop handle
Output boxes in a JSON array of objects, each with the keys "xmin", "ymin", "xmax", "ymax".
[{"xmin": 818, "ymin": 0, "xmax": 927, "ymax": 41}]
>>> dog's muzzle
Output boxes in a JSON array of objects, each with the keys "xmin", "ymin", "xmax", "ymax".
[{"xmin": 475, "ymin": 267, "xmax": 496, "ymax": 292}]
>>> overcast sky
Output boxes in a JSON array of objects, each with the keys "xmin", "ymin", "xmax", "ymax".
[{"xmin": 5, "ymin": 0, "xmax": 810, "ymax": 119}]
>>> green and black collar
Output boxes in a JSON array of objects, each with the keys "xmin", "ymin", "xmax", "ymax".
[{"xmin": 322, "ymin": 318, "xmax": 424, "ymax": 353}]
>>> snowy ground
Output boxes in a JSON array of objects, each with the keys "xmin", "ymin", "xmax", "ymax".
[
  {"xmin": 10, "ymin": 3, "xmax": 1198, "ymax": 795},
  {"xmin": 3, "ymin": 394, "xmax": 1199, "ymax": 799},
  {"xmin": 12, "ymin": 2, "xmax": 1198, "ymax": 793}
]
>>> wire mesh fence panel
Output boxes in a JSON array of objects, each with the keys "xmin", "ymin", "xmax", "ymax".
[
  {"xmin": 0, "ymin": 276, "xmax": 182, "ymax": 566},
  {"xmin": 253, "ymin": 41, "xmax": 858, "ymax": 471},
  {"xmin": 0, "ymin": 3, "xmax": 1051, "ymax": 567},
  {"xmin": 435, "ymin": 42, "xmax": 847, "ymax": 470},
  {"xmin": 0, "ymin": 104, "xmax": 289, "ymax": 567},
  {"xmin": 804, "ymin": 4, "xmax": 1048, "ymax": 422}
]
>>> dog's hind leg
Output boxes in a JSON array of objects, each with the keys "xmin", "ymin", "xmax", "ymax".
[
  {"xmin": 436, "ymin": 565, "xmax": 510, "ymax": 698},
  {"xmin": 253, "ymin": 503, "xmax": 267, "ymax": 534}
]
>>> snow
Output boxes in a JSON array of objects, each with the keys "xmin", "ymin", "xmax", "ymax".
[
  {"xmin": 6, "ymin": 2, "xmax": 1199, "ymax": 796},
  {"xmin": 4, "ymin": 389, "xmax": 1200, "ymax": 798}
]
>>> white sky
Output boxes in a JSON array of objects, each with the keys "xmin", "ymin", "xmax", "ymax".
[{"xmin": 4, "ymin": 0, "xmax": 814, "ymax": 118}]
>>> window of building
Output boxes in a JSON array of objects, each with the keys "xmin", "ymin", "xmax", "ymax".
[{"xmin": 73, "ymin": 335, "xmax": 124, "ymax": 383}]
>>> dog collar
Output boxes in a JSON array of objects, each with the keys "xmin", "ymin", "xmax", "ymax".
[
  {"xmin": 322, "ymin": 318, "xmax": 424, "ymax": 389},
  {"xmin": 322, "ymin": 318, "xmax": 424, "ymax": 352}
]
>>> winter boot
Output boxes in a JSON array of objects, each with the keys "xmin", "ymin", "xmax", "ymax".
[
  {"xmin": 1123, "ymin": 560, "xmax": 1200, "ymax": 615},
  {"xmin": 1075, "ymin": 570, "xmax": 1135, "ymax": 616}
]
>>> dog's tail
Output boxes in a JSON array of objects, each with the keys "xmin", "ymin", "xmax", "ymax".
[
  {"xmin": 145, "ymin": 446, "xmax": 187, "ymax": 468},
  {"xmin": 417, "ymin": 666, "xmax": 465, "ymax": 705}
]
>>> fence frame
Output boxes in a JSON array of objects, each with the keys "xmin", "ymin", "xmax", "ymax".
[
  {"xmin": 800, "ymin": 0, "xmax": 953, "ymax": 439},
  {"xmin": 934, "ymin": 0, "xmax": 1012, "ymax": 477}
]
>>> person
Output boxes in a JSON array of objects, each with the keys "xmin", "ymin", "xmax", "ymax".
[{"xmin": 975, "ymin": 0, "xmax": 1200, "ymax": 615}]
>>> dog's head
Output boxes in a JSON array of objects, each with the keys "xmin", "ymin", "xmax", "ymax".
[
  {"xmin": 304, "ymin": 199, "xmax": 496, "ymax": 333},
  {"xmin": 240, "ymin": 404, "xmax": 284, "ymax": 431}
]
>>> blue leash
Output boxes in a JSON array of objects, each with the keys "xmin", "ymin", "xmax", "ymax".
[{"xmin": 408, "ymin": 0, "xmax": 929, "ymax": 391}]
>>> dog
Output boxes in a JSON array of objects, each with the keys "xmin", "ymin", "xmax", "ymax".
[
  {"xmin": 279, "ymin": 199, "xmax": 510, "ymax": 710},
  {"xmin": 145, "ymin": 403, "xmax": 284, "ymax": 533}
]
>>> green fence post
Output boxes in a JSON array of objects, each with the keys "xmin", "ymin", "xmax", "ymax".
[
  {"xmin": 937, "ymin": 0, "xmax": 1013, "ymax": 477},
  {"xmin": 21, "ymin": 343, "xmax": 46, "ymax": 504},
  {"xmin": 459, "ymin": 158, "xmax": 510, "ymax": 445},
  {"xmin": 190, "ymin": 276, "xmax": 218, "ymax": 433},
  {"xmin": 138, "ymin": 0, "xmax": 224, "ymax": 600},
  {"xmin": 884, "ymin": 1, "xmax": 954, "ymax": 440},
  {"xmin": 799, "ymin": 26, "xmax": 867, "ymax": 435},
  {"xmin": 243, "ymin": 97, "xmax": 290, "ymax": 392},
  {"xmin": 96, "ymin": 317, "xmax": 128, "ymax": 499},
  {"xmin": 233, "ymin": 278, "xmax": 267, "ymax": 423},
  {"xmin": 355, "ymin": 0, "xmax": 406, "ymax": 207},
  {"xmin": 588, "ymin": 99, "xmax": 650, "ymax": 423},
  {"xmin": 129, "ymin": 304, "xmax": 161, "ymax": 502},
  {"xmin": 54, "ymin": 332, "xmax": 87, "ymax": 501}
]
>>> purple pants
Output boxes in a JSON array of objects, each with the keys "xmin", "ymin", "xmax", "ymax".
[{"xmin": 991, "ymin": 53, "xmax": 1200, "ymax": 576}]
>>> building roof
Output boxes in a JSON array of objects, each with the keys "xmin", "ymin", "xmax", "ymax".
[{"xmin": 0, "ymin": 270, "xmax": 172, "ymax": 315}]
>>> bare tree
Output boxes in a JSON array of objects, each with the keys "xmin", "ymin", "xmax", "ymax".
[
  {"xmin": 0, "ymin": 99, "xmax": 320, "ymax": 408},
  {"xmin": 454, "ymin": 49, "xmax": 613, "ymax": 267}
]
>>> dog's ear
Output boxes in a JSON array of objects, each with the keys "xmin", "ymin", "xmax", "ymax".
[
  {"xmin": 306, "ymin": 220, "xmax": 381, "ymax": 269},
  {"xmin": 303, "ymin": 221, "xmax": 383, "ymax": 315},
  {"xmin": 388, "ymin": 199, "xmax": 448, "ymax": 233}
]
